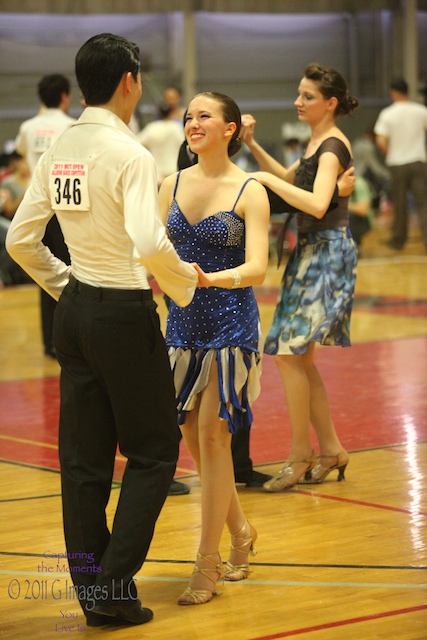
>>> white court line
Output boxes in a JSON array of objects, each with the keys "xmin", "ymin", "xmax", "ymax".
[{"xmin": 1, "ymin": 570, "xmax": 425, "ymax": 590}]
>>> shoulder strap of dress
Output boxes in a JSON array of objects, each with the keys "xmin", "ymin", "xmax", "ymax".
[
  {"xmin": 316, "ymin": 137, "xmax": 351, "ymax": 169},
  {"xmin": 232, "ymin": 177, "xmax": 255, "ymax": 210},
  {"xmin": 173, "ymin": 170, "xmax": 182, "ymax": 198}
]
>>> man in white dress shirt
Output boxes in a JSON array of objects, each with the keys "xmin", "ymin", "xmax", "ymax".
[
  {"xmin": 374, "ymin": 78, "xmax": 427, "ymax": 250},
  {"xmin": 15, "ymin": 74, "xmax": 75, "ymax": 175},
  {"xmin": 7, "ymin": 33, "xmax": 197, "ymax": 628},
  {"xmin": 137, "ymin": 104, "xmax": 184, "ymax": 186},
  {"xmin": 15, "ymin": 74, "xmax": 75, "ymax": 357}
]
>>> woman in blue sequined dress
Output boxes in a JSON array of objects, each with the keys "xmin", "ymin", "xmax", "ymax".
[
  {"xmin": 158, "ymin": 92, "xmax": 270, "ymax": 605},
  {"xmin": 241, "ymin": 64, "xmax": 358, "ymax": 492}
]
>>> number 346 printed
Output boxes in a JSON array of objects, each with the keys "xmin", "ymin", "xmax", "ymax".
[{"xmin": 53, "ymin": 177, "xmax": 82, "ymax": 206}]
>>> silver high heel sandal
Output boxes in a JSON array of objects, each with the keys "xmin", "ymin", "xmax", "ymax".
[{"xmin": 263, "ymin": 451, "xmax": 317, "ymax": 492}]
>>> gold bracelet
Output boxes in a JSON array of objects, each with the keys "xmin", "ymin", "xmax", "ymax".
[{"xmin": 230, "ymin": 269, "xmax": 241, "ymax": 289}]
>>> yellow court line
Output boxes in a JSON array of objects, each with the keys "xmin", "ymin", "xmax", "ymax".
[
  {"xmin": 175, "ymin": 467, "xmax": 197, "ymax": 475},
  {"xmin": 0, "ymin": 433, "xmax": 58, "ymax": 450},
  {"xmin": 114, "ymin": 455, "xmax": 195, "ymax": 475},
  {"xmin": 114, "ymin": 454, "xmax": 195, "ymax": 474},
  {"xmin": 0, "ymin": 435, "xmax": 196, "ymax": 475}
]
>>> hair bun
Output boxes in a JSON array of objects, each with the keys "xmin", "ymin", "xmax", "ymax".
[{"xmin": 228, "ymin": 136, "xmax": 242, "ymax": 157}]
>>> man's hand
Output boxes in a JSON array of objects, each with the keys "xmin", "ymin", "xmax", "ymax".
[{"xmin": 193, "ymin": 263, "xmax": 212, "ymax": 288}]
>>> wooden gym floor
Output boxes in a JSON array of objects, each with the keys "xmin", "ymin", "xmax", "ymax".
[{"xmin": 0, "ymin": 212, "xmax": 426, "ymax": 639}]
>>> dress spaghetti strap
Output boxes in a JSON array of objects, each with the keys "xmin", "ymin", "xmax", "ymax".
[
  {"xmin": 173, "ymin": 170, "xmax": 182, "ymax": 198},
  {"xmin": 231, "ymin": 178, "xmax": 255, "ymax": 211}
]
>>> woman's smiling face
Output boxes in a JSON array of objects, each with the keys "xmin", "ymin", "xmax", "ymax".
[{"xmin": 185, "ymin": 95, "xmax": 235, "ymax": 154}]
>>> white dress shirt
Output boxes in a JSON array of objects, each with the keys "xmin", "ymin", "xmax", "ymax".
[
  {"xmin": 137, "ymin": 119, "xmax": 184, "ymax": 183},
  {"xmin": 15, "ymin": 108, "xmax": 76, "ymax": 174},
  {"xmin": 374, "ymin": 101, "xmax": 427, "ymax": 166},
  {"xmin": 7, "ymin": 107, "xmax": 197, "ymax": 305}
]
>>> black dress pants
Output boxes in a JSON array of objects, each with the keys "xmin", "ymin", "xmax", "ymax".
[
  {"xmin": 389, "ymin": 162, "xmax": 427, "ymax": 247},
  {"xmin": 231, "ymin": 427, "xmax": 253, "ymax": 482},
  {"xmin": 53, "ymin": 279, "xmax": 180, "ymax": 613}
]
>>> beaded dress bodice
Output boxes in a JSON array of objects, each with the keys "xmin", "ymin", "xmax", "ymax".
[{"xmin": 165, "ymin": 174, "xmax": 259, "ymax": 351}]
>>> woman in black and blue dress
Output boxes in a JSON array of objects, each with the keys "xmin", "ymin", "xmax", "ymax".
[
  {"xmin": 241, "ymin": 64, "xmax": 358, "ymax": 492},
  {"xmin": 159, "ymin": 92, "xmax": 270, "ymax": 604}
]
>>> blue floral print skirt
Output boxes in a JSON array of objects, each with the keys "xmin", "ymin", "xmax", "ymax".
[{"xmin": 264, "ymin": 227, "xmax": 357, "ymax": 355}]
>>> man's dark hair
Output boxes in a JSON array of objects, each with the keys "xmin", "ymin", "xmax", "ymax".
[
  {"xmin": 157, "ymin": 103, "xmax": 173, "ymax": 120},
  {"xmin": 390, "ymin": 78, "xmax": 408, "ymax": 95},
  {"xmin": 37, "ymin": 74, "xmax": 71, "ymax": 108},
  {"xmin": 75, "ymin": 33, "xmax": 140, "ymax": 106}
]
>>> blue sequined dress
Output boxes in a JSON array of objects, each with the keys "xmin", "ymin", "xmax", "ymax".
[{"xmin": 166, "ymin": 171, "xmax": 262, "ymax": 433}]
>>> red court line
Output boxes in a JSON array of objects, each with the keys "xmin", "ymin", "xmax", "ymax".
[
  {"xmin": 291, "ymin": 488, "xmax": 427, "ymax": 517},
  {"xmin": 250, "ymin": 604, "xmax": 427, "ymax": 639}
]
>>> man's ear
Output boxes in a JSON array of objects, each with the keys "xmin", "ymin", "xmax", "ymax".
[{"xmin": 122, "ymin": 71, "xmax": 134, "ymax": 95}]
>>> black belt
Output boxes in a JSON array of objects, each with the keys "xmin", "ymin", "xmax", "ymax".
[{"xmin": 68, "ymin": 275, "xmax": 153, "ymax": 301}]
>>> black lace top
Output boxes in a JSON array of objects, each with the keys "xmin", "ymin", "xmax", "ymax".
[{"xmin": 295, "ymin": 137, "xmax": 353, "ymax": 233}]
